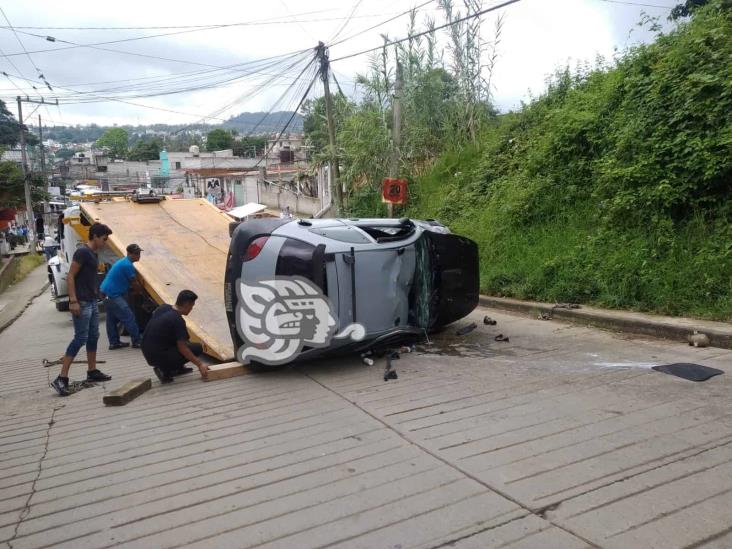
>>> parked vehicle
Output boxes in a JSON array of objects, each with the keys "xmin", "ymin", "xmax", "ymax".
[
  {"xmin": 225, "ymin": 217, "xmax": 479, "ymax": 365},
  {"xmin": 47, "ymin": 204, "xmax": 118, "ymax": 311}
]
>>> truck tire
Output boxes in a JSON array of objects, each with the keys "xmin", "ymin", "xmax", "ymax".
[{"xmin": 53, "ymin": 280, "xmax": 69, "ymax": 312}]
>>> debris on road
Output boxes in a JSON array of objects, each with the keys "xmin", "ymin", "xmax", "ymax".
[
  {"xmin": 43, "ymin": 358, "xmax": 107, "ymax": 368},
  {"xmin": 652, "ymin": 363, "xmax": 723, "ymax": 382},
  {"xmin": 688, "ymin": 331, "xmax": 710, "ymax": 348},
  {"xmin": 456, "ymin": 323, "xmax": 477, "ymax": 336},
  {"xmin": 483, "ymin": 316, "xmax": 497, "ymax": 325},
  {"xmin": 384, "ymin": 351, "xmax": 399, "ymax": 381},
  {"xmin": 538, "ymin": 303, "xmax": 581, "ymax": 321},
  {"xmin": 494, "ymin": 334, "xmax": 510, "ymax": 342}
]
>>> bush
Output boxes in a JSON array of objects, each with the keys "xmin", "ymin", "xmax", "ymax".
[{"xmin": 404, "ymin": 2, "xmax": 732, "ymax": 319}]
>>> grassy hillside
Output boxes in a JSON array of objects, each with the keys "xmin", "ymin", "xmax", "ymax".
[{"xmin": 408, "ymin": 3, "xmax": 732, "ymax": 319}]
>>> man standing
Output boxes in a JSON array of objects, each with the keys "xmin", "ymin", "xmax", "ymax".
[
  {"xmin": 101, "ymin": 243, "xmax": 144, "ymax": 350},
  {"xmin": 51, "ymin": 222, "xmax": 114, "ymax": 397},
  {"xmin": 141, "ymin": 290, "xmax": 208, "ymax": 383}
]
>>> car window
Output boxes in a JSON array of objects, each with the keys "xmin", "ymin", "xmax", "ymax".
[{"xmin": 276, "ymin": 238, "xmax": 327, "ymax": 293}]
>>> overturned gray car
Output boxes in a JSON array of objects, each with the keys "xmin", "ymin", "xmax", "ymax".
[{"xmin": 224, "ymin": 217, "xmax": 479, "ymax": 366}]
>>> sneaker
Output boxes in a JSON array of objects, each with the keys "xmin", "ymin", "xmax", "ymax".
[
  {"xmin": 50, "ymin": 376, "xmax": 70, "ymax": 397},
  {"xmin": 153, "ymin": 367, "xmax": 174, "ymax": 384},
  {"xmin": 87, "ymin": 369, "xmax": 112, "ymax": 382},
  {"xmin": 173, "ymin": 366, "xmax": 194, "ymax": 376},
  {"xmin": 109, "ymin": 342, "xmax": 130, "ymax": 350},
  {"xmin": 131, "ymin": 341, "xmax": 142, "ymax": 349}
]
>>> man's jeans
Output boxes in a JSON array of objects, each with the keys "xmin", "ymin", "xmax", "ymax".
[
  {"xmin": 65, "ymin": 301, "xmax": 99, "ymax": 357},
  {"xmin": 104, "ymin": 296, "xmax": 141, "ymax": 345}
]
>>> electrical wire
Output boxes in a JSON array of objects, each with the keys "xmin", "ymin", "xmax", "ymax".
[
  {"xmin": 331, "ymin": 0, "xmax": 521, "ymax": 62},
  {"xmin": 0, "ymin": 49, "xmax": 312, "ymax": 104},
  {"xmin": 329, "ymin": 0, "xmax": 435, "ymax": 47},
  {"xmin": 329, "ymin": 0, "xmax": 365, "ymax": 44},
  {"xmin": 598, "ymin": 0, "xmax": 675, "ymax": 8},
  {"xmin": 2, "ymin": 11, "xmax": 336, "ymax": 58}
]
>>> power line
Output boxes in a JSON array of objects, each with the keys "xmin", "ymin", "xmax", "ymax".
[
  {"xmin": 0, "ymin": 9, "xmax": 439, "ymax": 31},
  {"xmin": 598, "ymin": 0, "xmax": 675, "ymax": 8},
  {"xmin": 2, "ymin": 11, "xmax": 339, "ymax": 57},
  {"xmin": 329, "ymin": 0, "xmax": 434, "ymax": 47},
  {"xmin": 0, "ymin": 6, "xmax": 53, "ymax": 91},
  {"xmin": 0, "ymin": 49, "xmax": 311, "ymax": 97},
  {"xmin": 329, "ymin": 0, "xmax": 365, "ymax": 44},
  {"xmin": 331, "ymin": 0, "xmax": 521, "ymax": 62}
]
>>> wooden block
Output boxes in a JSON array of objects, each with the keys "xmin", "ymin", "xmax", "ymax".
[
  {"xmin": 103, "ymin": 378, "xmax": 152, "ymax": 406},
  {"xmin": 204, "ymin": 361, "xmax": 252, "ymax": 382}
]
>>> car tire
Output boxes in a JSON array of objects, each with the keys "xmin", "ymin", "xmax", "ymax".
[{"xmin": 54, "ymin": 280, "xmax": 69, "ymax": 312}]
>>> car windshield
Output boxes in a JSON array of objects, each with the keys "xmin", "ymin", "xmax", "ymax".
[{"xmin": 358, "ymin": 224, "xmax": 414, "ymax": 243}]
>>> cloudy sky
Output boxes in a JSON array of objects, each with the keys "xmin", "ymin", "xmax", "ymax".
[{"xmin": 0, "ymin": 0, "xmax": 679, "ymax": 127}]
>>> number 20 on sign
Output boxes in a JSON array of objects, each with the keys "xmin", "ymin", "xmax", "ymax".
[{"xmin": 382, "ymin": 178, "xmax": 408, "ymax": 205}]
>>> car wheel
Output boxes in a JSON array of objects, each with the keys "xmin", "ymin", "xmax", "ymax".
[{"xmin": 53, "ymin": 280, "xmax": 69, "ymax": 312}]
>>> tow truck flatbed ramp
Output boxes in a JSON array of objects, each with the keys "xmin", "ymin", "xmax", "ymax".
[{"xmin": 82, "ymin": 198, "xmax": 235, "ymax": 361}]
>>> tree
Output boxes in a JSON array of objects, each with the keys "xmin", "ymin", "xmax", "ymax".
[
  {"xmin": 0, "ymin": 99, "xmax": 22, "ymax": 150},
  {"xmin": 0, "ymin": 161, "xmax": 47, "ymax": 208},
  {"xmin": 670, "ymin": 0, "xmax": 709, "ymax": 19},
  {"xmin": 205, "ymin": 128, "xmax": 234, "ymax": 151},
  {"xmin": 128, "ymin": 138, "xmax": 162, "ymax": 161},
  {"xmin": 95, "ymin": 128, "xmax": 129, "ymax": 158},
  {"xmin": 233, "ymin": 136, "xmax": 266, "ymax": 157},
  {"xmin": 55, "ymin": 148, "xmax": 78, "ymax": 160}
]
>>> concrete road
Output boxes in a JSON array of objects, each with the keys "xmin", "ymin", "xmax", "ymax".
[{"xmin": 0, "ymin": 288, "xmax": 730, "ymax": 548}]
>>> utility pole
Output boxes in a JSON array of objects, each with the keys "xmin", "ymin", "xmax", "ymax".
[
  {"xmin": 388, "ymin": 61, "xmax": 403, "ymax": 218},
  {"xmin": 16, "ymin": 97, "xmax": 35, "ymax": 252},
  {"xmin": 16, "ymin": 96, "xmax": 57, "ymax": 252},
  {"xmin": 38, "ymin": 115, "xmax": 46, "ymax": 182},
  {"xmin": 316, "ymin": 42, "xmax": 342, "ymax": 217}
]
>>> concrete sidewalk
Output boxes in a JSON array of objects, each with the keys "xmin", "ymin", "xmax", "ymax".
[
  {"xmin": 0, "ymin": 264, "xmax": 49, "ymax": 335},
  {"xmin": 481, "ymin": 295, "xmax": 732, "ymax": 349}
]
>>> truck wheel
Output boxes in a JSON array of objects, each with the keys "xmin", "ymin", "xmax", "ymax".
[{"xmin": 53, "ymin": 280, "xmax": 69, "ymax": 312}]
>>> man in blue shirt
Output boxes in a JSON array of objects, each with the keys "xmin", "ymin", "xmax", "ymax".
[{"xmin": 101, "ymin": 243, "xmax": 143, "ymax": 350}]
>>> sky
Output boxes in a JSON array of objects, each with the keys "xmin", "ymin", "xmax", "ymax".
[{"xmin": 0, "ymin": 0, "xmax": 680, "ymax": 127}]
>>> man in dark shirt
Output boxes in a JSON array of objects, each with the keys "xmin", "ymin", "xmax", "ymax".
[
  {"xmin": 141, "ymin": 289, "xmax": 208, "ymax": 383},
  {"xmin": 51, "ymin": 222, "xmax": 114, "ymax": 396}
]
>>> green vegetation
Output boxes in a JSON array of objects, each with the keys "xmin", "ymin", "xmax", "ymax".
[
  {"xmin": 205, "ymin": 128, "xmax": 234, "ymax": 151},
  {"xmin": 311, "ymin": 1, "xmax": 731, "ymax": 319},
  {"xmin": 409, "ymin": 3, "xmax": 732, "ymax": 319},
  {"xmin": 12, "ymin": 253, "xmax": 44, "ymax": 285},
  {"xmin": 95, "ymin": 127, "xmax": 129, "ymax": 159}
]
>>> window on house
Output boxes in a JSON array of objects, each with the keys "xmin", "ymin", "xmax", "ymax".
[{"xmin": 175, "ymin": 161, "xmax": 181, "ymax": 169}]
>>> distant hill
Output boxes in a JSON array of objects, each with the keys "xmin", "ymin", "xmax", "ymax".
[{"xmin": 41, "ymin": 111, "xmax": 303, "ymax": 145}]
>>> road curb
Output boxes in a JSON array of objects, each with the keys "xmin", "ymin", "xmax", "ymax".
[{"xmin": 479, "ymin": 295, "xmax": 732, "ymax": 350}]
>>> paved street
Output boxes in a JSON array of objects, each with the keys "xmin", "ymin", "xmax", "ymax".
[{"xmin": 1, "ymin": 286, "xmax": 730, "ymax": 548}]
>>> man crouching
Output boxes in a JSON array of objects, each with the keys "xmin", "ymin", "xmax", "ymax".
[{"xmin": 141, "ymin": 290, "xmax": 208, "ymax": 383}]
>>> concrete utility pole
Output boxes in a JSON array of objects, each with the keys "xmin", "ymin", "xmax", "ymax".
[
  {"xmin": 38, "ymin": 115, "xmax": 46, "ymax": 180},
  {"xmin": 317, "ymin": 42, "xmax": 342, "ymax": 217},
  {"xmin": 16, "ymin": 96, "xmax": 57, "ymax": 252},
  {"xmin": 16, "ymin": 97, "xmax": 35, "ymax": 251},
  {"xmin": 388, "ymin": 61, "xmax": 403, "ymax": 218}
]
